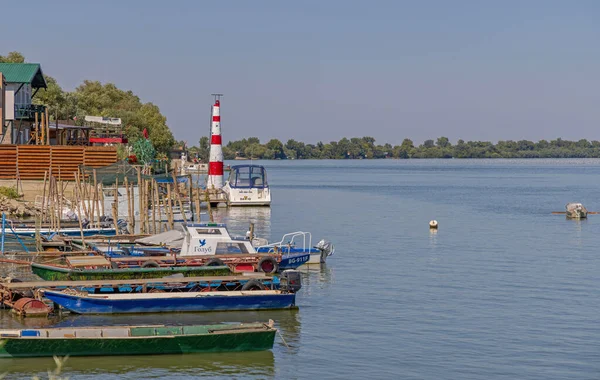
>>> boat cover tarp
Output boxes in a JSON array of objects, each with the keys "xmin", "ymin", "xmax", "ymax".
[{"xmin": 135, "ymin": 225, "xmax": 185, "ymax": 248}]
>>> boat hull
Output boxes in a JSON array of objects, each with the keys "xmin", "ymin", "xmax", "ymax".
[
  {"xmin": 31, "ymin": 263, "xmax": 231, "ymax": 281},
  {"xmin": 307, "ymin": 251, "xmax": 325, "ymax": 264},
  {"xmin": 278, "ymin": 253, "xmax": 310, "ymax": 270},
  {"xmin": 0, "ymin": 325, "xmax": 275, "ymax": 358},
  {"xmin": 44, "ymin": 290, "xmax": 296, "ymax": 314}
]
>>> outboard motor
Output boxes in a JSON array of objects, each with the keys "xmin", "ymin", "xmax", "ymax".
[
  {"xmin": 316, "ymin": 239, "xmax": 335, "ymax": 263},
  {"xmin": 116, "ymin": 219, "xmax": 129, "ymax": 235},
  {"xmin": 280, "ymin": 270, "xmax": 302, "ymax": 293}
]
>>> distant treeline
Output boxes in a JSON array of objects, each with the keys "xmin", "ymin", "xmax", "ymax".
[{"xmin": 188, "ymin": 136, "xmax": 600, "ymax": 160}]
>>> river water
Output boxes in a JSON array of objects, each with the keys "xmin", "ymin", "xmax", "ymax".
[{"xmin": 1, "ymin": 159, "xmax": 600, "ymax": 379}]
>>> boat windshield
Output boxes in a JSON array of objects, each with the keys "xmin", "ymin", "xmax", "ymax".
[{"xmin": 228, "ymin": 166, "xmax": 268, "ymax": 189}]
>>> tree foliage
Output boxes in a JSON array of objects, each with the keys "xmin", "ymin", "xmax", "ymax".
[
  {"xmin": 191, "ymin": 136, "xmax": 600, "ymax": 160},
  {"xmin": 0, "ymin": 52, "xmax": 25, "ymax": 63},
  {"xmin": 3, "ymin": 52, "xmax": 176, "ymax": 154}
]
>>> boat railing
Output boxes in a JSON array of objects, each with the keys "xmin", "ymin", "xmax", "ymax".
[{"xmin": 256, "ymin": 231, "xmax": 312, "ymax": 253}]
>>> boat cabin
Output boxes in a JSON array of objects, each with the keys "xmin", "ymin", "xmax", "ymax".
[
  {"xmin": 179, "ymin": 223, "xmax": 257, "ymax": 257},
  {"xmin": 227, "ymin": 165, "xmax": 268, "ymax": 189},
  {"xmin": 223, "ymin": 165, "xmax": 271, "ymax": 206}
]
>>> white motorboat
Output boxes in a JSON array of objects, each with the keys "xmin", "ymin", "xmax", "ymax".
[{"xmin": 222, "ymin": 165, "xmax": 271, "ymax": 206}]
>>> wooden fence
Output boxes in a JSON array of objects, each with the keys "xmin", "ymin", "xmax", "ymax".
[{"xmin": 0, "ymin": 145, "xmax": 118, "ymax": 180}]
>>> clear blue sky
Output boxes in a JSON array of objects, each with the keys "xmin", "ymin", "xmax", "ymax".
[{"xmin": 2, "ymin": 0, "xmax": 598, "ymax": 146}]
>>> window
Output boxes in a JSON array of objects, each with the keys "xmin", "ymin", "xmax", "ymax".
[
  {"xmin": 215, "ymin": 242, "xmax": 249, "ymax": 254},
  {"xmin": 230, "ymin": 166, "xmax": 267, "ymax": 188},
  {"xmin": 195, "ymin": 229, "xmax": 222, "ymax": 235}
]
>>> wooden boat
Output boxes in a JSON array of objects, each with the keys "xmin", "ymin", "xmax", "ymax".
[
  {"xmin": 566, "ymin": 202, "xmax": 588, "ymax": 219},
  {"xmin": 43, "ymin": 288, "xmax": 298, "ymax": 314},
  {"xmin": 31, "ymin": 256, "xmax": 231, "ymax": 281},
  {"xmin": 0, "ymin": 274, "xmax": 276, "ymax": 311},
  {"xmin": 0, "ymin": 322, "xmax": 276, "ymax": 358}
]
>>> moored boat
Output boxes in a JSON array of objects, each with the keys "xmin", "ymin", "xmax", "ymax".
[
  {"xmin": 43, "ymin": 288, "xmax": 297, "ymax": 314},
  {"xmin": 0, "ymin": 322, "xmax": 276, "ymax": 358},
  {"xmin": 255, "ymin": 232, "xmax": 335, "ymax": 265},
  {"xmin": 222, "ymin": 165, "xmax": 271, "ymax": 206},
  {"xmin": 566, "ymin": 202, "xmax": 588, "ymax": 219},
  {"xmin": 31, "ymin": 256, "xmax": 231, "ymax": 281},
  {"xmin": 99, "ymin": 223, "xmax": 315, "ymax": 272}
]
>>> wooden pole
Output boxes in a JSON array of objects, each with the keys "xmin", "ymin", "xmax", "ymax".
[
  {"xmin": 166, "ymin": 183, "xmax": 174, "ymax": 229},
  {"xmin": 145, "ymin": 179, "xmax": 151, "ymax": 233},
  {"xmin": 151, "ymin": 180, "xmax": 157, "ymax": 233},
  {"xmin": 194, "ymin": 188, "xmax": 201, "ymax": 223},
  {"xmin": 34, "ymin": 112, "xmax": 38, "ymax": 145},
  {"xmin": 149, "ymin": 180, "xmax": 156, "ymax": 234},
  {"xmin": 124, "ymin": 176, "xmax": 131, "ymax": 233},
  {"xmin": 57, "ymin": 177, "xmax": 62, "ymax": 231},
  {"xmin": 41, "ymin": 171, "xmax": 48, "ymax": 223},
  {"xmin": 205, "ymin": 189, "xmax": 213, "ymax": 222},
  {"xmin": 48, "ymin": 175, "xmax": 54, "ymax": 230},
  {"xmin": 93, "ymin": 170, "xmax": 100, "ymax": 228},
  {"xmin": 172, "ymin": 167, "xmax": 187, "ymax": 223},
  {"xmin": 45, "ymin": 108, "xmax": 50, "ymax": 145},
  {"xmin": 40, "ymin": 111, "xmax": 45, "ymax": 145},
  {"xmin": 112, "ymin": 202, "xmax": 119, "ymax": 236},
  {"xmin": 129, "ymin": 181, "xmax": 135, "ymax": 232},
  {"xmin": 74, "ymin": 180, "xmax": 86, "ymax": 245},
  {"xmin": 155, "ymin": 183, "xmax": 162, "ymax": 233},
  {"xmin": 76, "ymin": 168, "xmax": 89, "ymax": 220},
  {"xmin": 99, "ymin": 183, "xmax": 105, "ymax": 219},
  {"xmin": 35, "ymin": 214, "xmax": 42, "ymax": 252},
  {"xmin": 137, "ymin": 167, "xmax": 143, "ymax": 234},
  {"xmin": 113, "ymin": 177, "xmax": 119, "ymax": 235}
]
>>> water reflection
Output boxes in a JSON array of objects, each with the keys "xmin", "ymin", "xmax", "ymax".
[
  {"xmin": 429, "ymin": 228, "xmax": 438, "ymax": 248},
  {"xmin": 568, "ymin": 218, "xmax": 587, "ymax": 248},
  {"xmin": 0, "ymin": 309, "xmax": 297, "ymax": 378},
  {"xmin": 1, "ymin": 350, "xmax": 275, "ymax": 379}
]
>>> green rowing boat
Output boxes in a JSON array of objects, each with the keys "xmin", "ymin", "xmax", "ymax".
[
  {"xmin": 0, "ymin": 322, "xmax": 276, "ymax": 358},
  {"xmin": 31, "ymin": 262, "xmax": 231, "ymax": 281}
]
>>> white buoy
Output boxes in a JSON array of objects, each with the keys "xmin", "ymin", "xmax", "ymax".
[{"xmin": 429, "ymin": 220, "xmax": 438, "ymax": 229}]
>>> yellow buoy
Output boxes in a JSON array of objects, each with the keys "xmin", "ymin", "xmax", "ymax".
[{"xmin": 429, "ymin": 220, "xmax": 438, "ymax": 229}]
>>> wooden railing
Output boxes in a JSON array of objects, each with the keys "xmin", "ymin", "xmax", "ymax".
[{"xmin": 0, "ymin": 145, "xmax": 117, "ymax": 180}]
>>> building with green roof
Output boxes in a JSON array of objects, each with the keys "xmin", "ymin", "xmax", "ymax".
[{"xmin": 0, "ymin": 63, "xmax": 48, "ymax": 144}]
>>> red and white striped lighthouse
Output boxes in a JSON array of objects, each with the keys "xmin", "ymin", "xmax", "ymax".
[{"xmin": 207, "ymin": 96, "xmax": 224, "ymax": 189}]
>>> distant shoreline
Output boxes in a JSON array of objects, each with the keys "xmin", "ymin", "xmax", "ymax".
[{"xmin": 190, "ymin": 137, "xmax": 600, "ymax": 160}]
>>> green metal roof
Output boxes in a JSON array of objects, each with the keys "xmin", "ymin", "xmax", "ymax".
[{"xmin": 0, "ymin": 63, "xmax": 47, "ymax": 88}]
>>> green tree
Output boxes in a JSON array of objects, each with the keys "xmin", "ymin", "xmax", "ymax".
[
  {"xmin": 436, "ymin": 136, "xmax": 451, "ymax": 148},
  {"xmin": 198, "ymin": 136, "xmax": 210, "ymax": 161},
  {"xmin": 0, "ymin": 52, "xmax": 25, "ymax": 63},
  {"xmin": 265, "ymin": 139, "xmax": 285, "ymax": 159}
]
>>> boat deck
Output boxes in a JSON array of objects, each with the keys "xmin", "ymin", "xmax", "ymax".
[{"xmin": 1, "ymin": 273, "xmax": 270, "ymax": 290}]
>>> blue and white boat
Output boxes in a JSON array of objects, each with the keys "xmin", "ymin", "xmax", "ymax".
[
  {"xmin": 43, "ymin": 289, "xmax": 296, "ymax": 314},
  {"xmin": 41, "ymin": 270, "xmax": 302, "ymax": 314},
  {"xmin": 254, "ymin": 231, "xmax": 335, "ymax": 265},
  {"xmin": 7, "ymin": 224, "xmax": 117, "ymax": 238},
  {"xmin": 87, "ymin": 223, "xmax": 317, "ymax": 272}
]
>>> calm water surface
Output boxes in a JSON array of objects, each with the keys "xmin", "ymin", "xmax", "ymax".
[{"xmin": 2, "ymin": 159, "xmax": 600, "ymax": 379}]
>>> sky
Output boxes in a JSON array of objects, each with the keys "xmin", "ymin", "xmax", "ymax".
[{"xmin": 1, "ymin": 0, "xmax": 599, "ymax": 146}]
